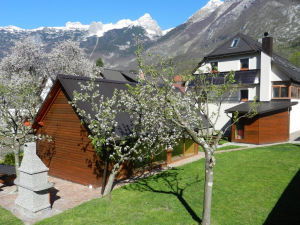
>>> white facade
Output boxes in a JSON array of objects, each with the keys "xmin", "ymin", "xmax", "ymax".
[
  {"xmin": 197, "ymin": 50, "xmax": 300, "ymax": 136},
  {"xmin": 260, "ymin": 51, "xmax": 272, "ymax": 101},
  {"xmin": 290, "ymin": 100, "xmax": 300, "ymax": 134},
  {"xmin": 197, "ymin": 54, "xmax": 259, "ymax": 73}
]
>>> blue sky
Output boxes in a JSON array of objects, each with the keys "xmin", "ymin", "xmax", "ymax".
[{"xmin": 0, "ymin": 0, "xmax": 212, "ymax": 30}]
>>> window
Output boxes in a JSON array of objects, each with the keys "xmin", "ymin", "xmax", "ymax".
[
  {"xmin": 240, "ymin": 58, "xmax": 249, "ymax": 70},
  {"xmin": 230, "ymin": 38, "xmax": 239, "ymax": 48},
  {"xmin": 240, "ymin": 89, "xmax": 249, "ymax": 101},
  {"xmin": 291, "ymin": 86, "xmax": 297, "ymax": 98},
  {"xmin": 291, "ymin": 86, "xmax": 300, "ymax": 99},
  {"xmin": 235, "ymin": 122, "xmax": 244, "ymax": 140},
  {"xmin": 272, "ymin": 85, "xmax": 289, "ymax": 99},
  {"xmin": 272, "ymin": 87, "xmax": 280, "ymax": 98},
  {"xmin": 210, "ymin": 61, "xmax": 218, "ymax": 72}
]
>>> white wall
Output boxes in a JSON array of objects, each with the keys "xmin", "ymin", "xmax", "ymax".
[
  {"xmin": 207, "ymin": 85, "xmax": 259, "ymax": 131},
  {"xmin": 260, "ymin": 52, "xmax": 272, "ymax": 101},
  {"xmin": 271, "ymin": 64, "xmax": 289, "ymax": 81},
  {"xmin": 290, "ymin": 100, "xmax": 300, "ymax": 134},
  {"xmin": 207, "ymin": 102, "xmax": 240, "ymax": 131},
  {"xmin": 196, "ymin": 54, "xmax": 259, "ymax": 73}
]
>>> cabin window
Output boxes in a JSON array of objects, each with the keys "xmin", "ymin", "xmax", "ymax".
[
  {"xmin": 240, "ymin": 58, "xmax": 249, "ymax": 70},
  {"xmin": 235, "ymin": 122, "xmax": 244, "ymax": 140},
  {"xmin": 240, "ymin": 89, "xmax": 249, "ymax": 101},
  {"xmin": 291, "ymin": 86, "xmax": 300, "ymax": 99},
  {"xmin": 230, "ymin": 38, "xmax": 239, "ymax": 48},
  {"xmin": 210, "ymin": 61, "xmax": 218, "ymax": 72},
  {"xmin": 272, "ymin": 85, "xmax": 289, "ymax": 99}
]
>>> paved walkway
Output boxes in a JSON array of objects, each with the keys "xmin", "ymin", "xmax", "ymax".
[{"xmin": 1, "ymin": 141, "xmax": 299, "ymax": 224}]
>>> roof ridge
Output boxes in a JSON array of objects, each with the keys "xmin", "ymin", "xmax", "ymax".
[{"xmin": 57, "ymin": 74, "xmax": 136, "ymax": 85}]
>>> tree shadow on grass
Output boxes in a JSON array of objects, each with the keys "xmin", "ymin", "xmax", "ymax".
[
  {"xmin": 263, "ymin": 169, "xmax": 300, "ymax": 225},
  {"xmin": 123, "ymin": 168, "xmax": 202, "ymax": 224}
]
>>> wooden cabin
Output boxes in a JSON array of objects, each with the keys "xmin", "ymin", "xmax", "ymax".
[
  {"xmin": 33, "ymin": 75, "xmax": 198, "ymax": 187},
  {"xmin": 226, "ymin": 101, "xmax": 296, "ymax": 144}
]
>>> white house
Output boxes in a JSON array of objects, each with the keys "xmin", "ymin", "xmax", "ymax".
[{"xmin": 194, "ymin": 33, "xmax": 300, "ymax": 144}]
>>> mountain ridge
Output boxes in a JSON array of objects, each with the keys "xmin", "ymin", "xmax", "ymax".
[{"xmin": 0, "ymin": 0, "xmax": 299, "ymax": 71}]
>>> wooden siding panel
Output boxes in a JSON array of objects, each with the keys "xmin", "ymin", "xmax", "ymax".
[
  {"xmin": 258, "ymin": 110, "xmax": 289, "ymax": 144},
  {"xmin": 37, "ymin": 90, "xmax": 105, "ymax": 187},
  {"xmin": 232, "ymin": 116, "xmax": 259, "ymax": 144},
  {"xmin": 231, "ymin": 109, "xmax": 289, "ymax": 144}
]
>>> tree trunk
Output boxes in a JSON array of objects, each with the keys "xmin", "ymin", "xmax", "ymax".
[
  {"xmin": 102, "ymin": 171, "xmax": 116, "ymax": 197},
  {"xmin": 101, "ymin": 152, "xmax": 109, "ymax": 196},
  {"xmin": 14, "ymin": 143, "xmax": 21, "ymax": 178},
  {"xmin": 202, "ymin": 152, "xmax": 214, "ymax": 225}
]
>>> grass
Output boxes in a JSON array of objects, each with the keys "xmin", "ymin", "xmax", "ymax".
[
  {"xmin": 0, "ymin": 206, "xmax": 23, "ymax": 225},
  {"xmin": 1, "ymin": 144, "xmax": 299, "ymax": 224}
]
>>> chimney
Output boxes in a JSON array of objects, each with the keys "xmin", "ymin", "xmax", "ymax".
[{"xmin": 262, "ymin": 32, "xmax": 273, "ymax": 56}]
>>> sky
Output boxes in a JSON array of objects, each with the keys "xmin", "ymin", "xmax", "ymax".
[{"xmin": 0, "ymin": 0, "xmax": 213, "ymax": 30}]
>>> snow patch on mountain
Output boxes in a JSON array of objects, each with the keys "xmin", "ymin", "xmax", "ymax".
[
  {"xmin": 0, "ymin": 13, "xmax": 163, "ymax": 40},
  {"xmin": 188, "ymin": 0, "xmax": 223, "ymax": 23},
  {"xmin": 88, "ymin": 13, "xmax": 162, "ymax": 39},
  {"xmin": 162, "ymin": 27, "xmax": 175, "ymax": 35}
]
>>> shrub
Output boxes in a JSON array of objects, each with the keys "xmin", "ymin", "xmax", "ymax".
[{"xmin": 4, "ymin": 152, "xmax": 23, "ymax": 166}]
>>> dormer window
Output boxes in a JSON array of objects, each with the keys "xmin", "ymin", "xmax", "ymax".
[
  {"xmin": 240, "ymin": 58, "xmax": 249, "ymax": 70},
  {"xmin": 230, "ymin": 38, "xmax": 239, "ymax": 48},
  {"xmin": 210, "ymin": 61, "xmax": 218, "ymax": 72}
]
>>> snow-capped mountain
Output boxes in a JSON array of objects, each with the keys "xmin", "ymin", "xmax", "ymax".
[
  {"xmin": 0, "ymin": 0, "xmax": 299, "ymax": 71},
  {"xmin": 144, "ymin": 0, "xmax": 300, "ymax": 72},
  {"xmin": 0, "ymin": 13, "xmax": 164, "ymax": 68},
  {"xmin": 0, "ymin": 13, "xmax": 163, "ymax": 40},
  {"xmin": 188, "ymin": 0, "xmax": 223, "ymax": 23}
]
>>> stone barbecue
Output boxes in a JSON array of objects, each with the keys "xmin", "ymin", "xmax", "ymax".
[{"xmin": 14, "ymin": 142, "xmax": 53, "ymax": 215}]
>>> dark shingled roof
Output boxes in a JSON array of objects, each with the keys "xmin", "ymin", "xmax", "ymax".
[
  {"xmin": 0, "ymin": 164, "xmax": 16, "ymax": 175},
  {"xmin": 272, "ymin": 53, "xmax": 300, "ymax": 83},
  {"xmin": 209, "ymin": 69, "xmax": 259, "ymax": 85},
  {"xmin": 200, "ymin": 33, "xmax": 300, "ymax": 83},
  {"xmin": 206, "ymin": 33, "xmax": 261, "ymax": 59},
  {"xmin": 100, "ymin": 68, "xmax": 138, "ymax": 83},
  {"xmin": 191, "ymin": 69, "xmax": 259, "ymax": 86},
  {"xmin": 225, "ymin": 100, "xmax": 298, "ymax": 115},
  {"xmin": 57, "ymin": 74, "xmax": 135, "ymax": 138}
]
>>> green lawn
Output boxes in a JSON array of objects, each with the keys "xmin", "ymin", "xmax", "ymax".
[
  {"xmin": 0, "ymin": 206, "xmax": 23, "ymax": 225},
  {"xmin": 1, "ymin": 144, "xmax": 299, "ymax": 225}
]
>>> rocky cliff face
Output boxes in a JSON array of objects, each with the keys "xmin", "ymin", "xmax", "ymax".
[{"xmin": 145, "ymin": 0, "xmax": 300, "ymax": 71}]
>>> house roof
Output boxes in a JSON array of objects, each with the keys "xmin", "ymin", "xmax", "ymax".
[
  {"xmin": 198, "ymin": 33, "xmax": 300, "ymax": 83},
  {"xmin": 35, "ymin": 74, "xmax": 135, "ymax": 138},
  {"xmin": 272, "ymin": 53, "xmax": 300, "ymax": 83},
  {"xmin": 205, "ymin": 33, "xmax": 261, "ymax": 59},
  {"xmin": 100, "ymin": 68, "xmax": 138, "ymax": 83},
  {"xmin": 225, "ymin": 100, "xmax": 298, "ymax": 115}
]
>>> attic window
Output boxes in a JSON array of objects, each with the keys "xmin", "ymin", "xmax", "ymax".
[{"xmin": 230, "ymin": 38, "xmax": 239, "ymax": 48}]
